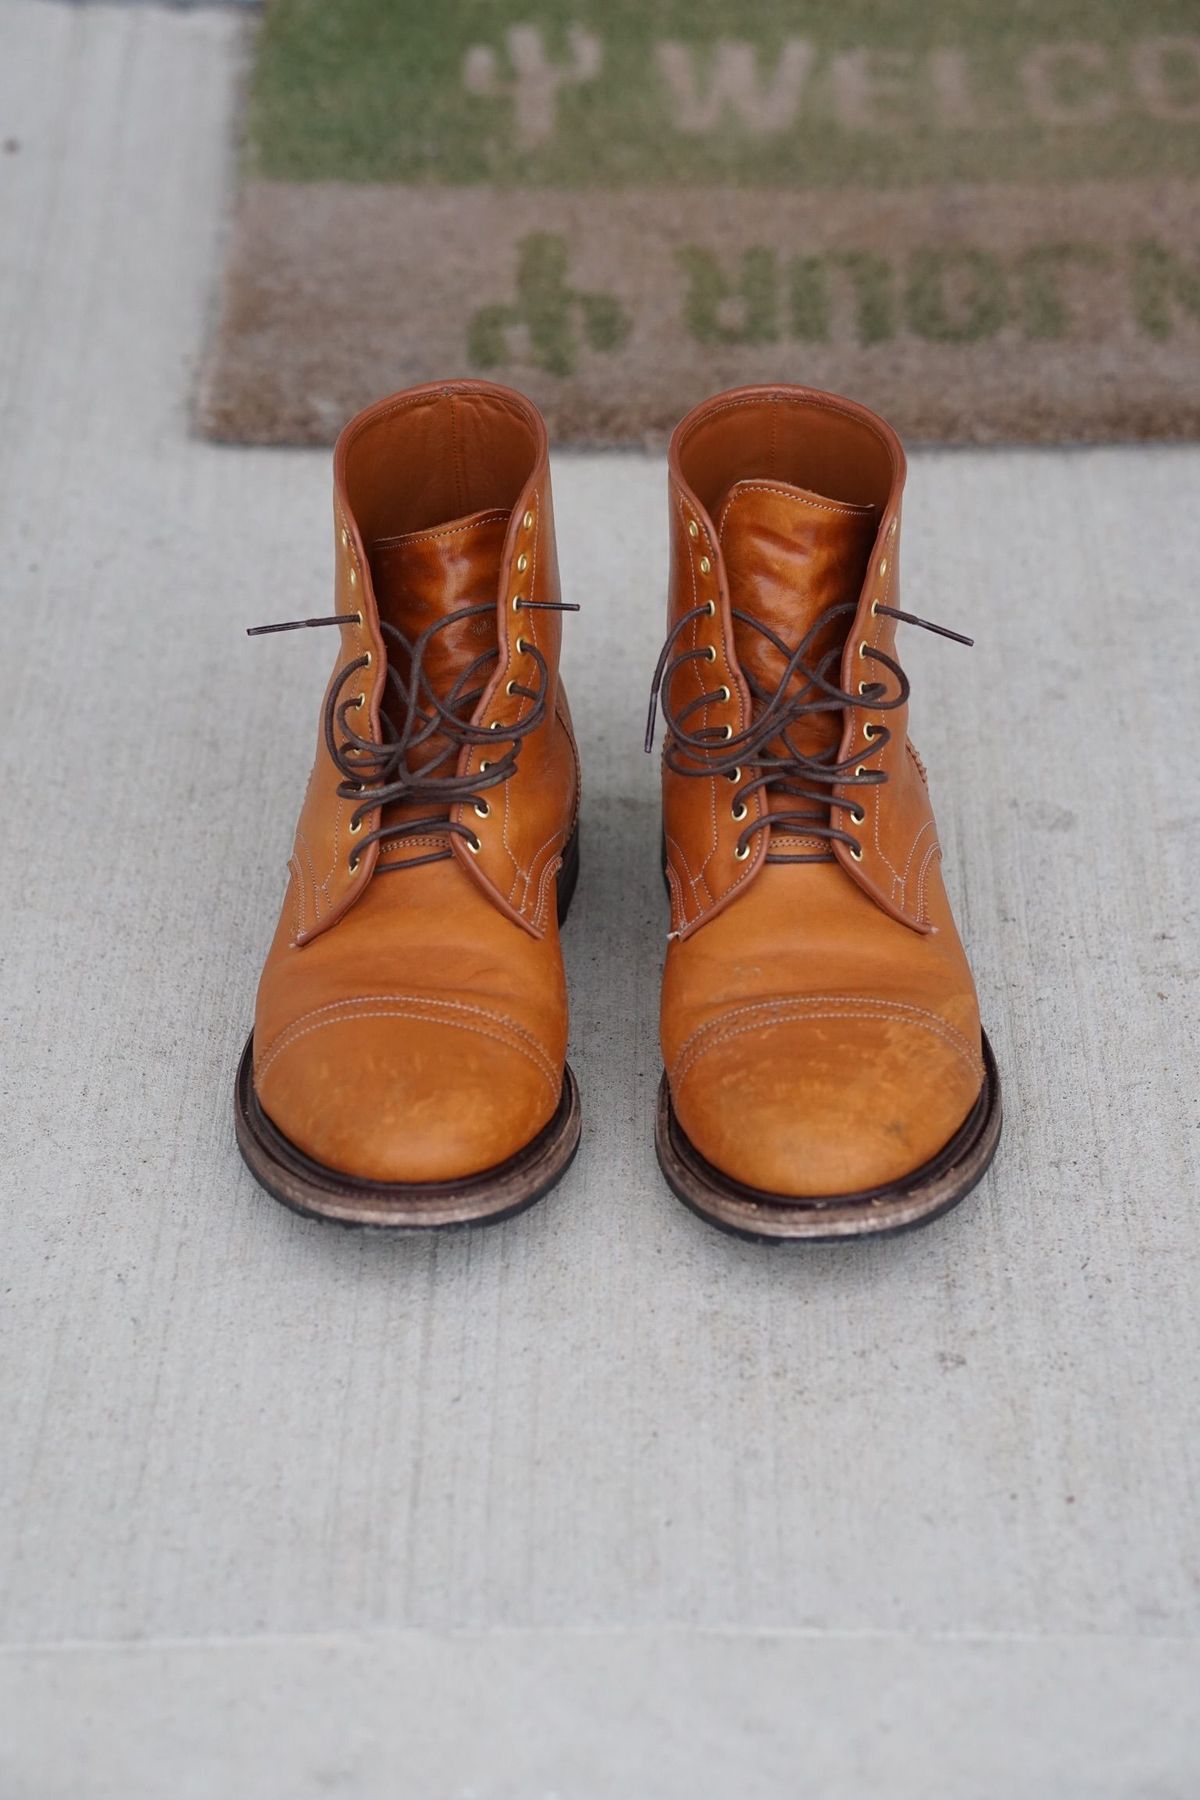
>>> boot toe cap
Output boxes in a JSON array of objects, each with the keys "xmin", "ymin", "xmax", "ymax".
[
  {"xmin": 254, "ymin": 1003, "xmax": 562, "ymax": 1185},
  {"xmin": 670, "ymin": 1003, "xmax": 983, "ymax": 1199}
]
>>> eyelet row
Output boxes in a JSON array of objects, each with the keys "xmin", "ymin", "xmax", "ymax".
[
  {"xmin": 849, "ymin": 637, "xmax": 880, "ymax": 855},
  {"xmin": 849, "ymin": 552, "xmax": 891, "ymax": 864},
  {"xmin": 687, "ymin": 529, "xmax": 733, "ymax": 784},
  {"xmin": 474, "ymin": 600, "xmax": 537, "ymax": 850},
  {"xmin": 509, "ymin": 510, "xmax": 535, "ymax": 612}
]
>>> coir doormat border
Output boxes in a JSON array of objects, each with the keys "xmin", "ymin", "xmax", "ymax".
[{"xmin": 201, "ymin": 3, "xmax": 1200, "ymax": 446}]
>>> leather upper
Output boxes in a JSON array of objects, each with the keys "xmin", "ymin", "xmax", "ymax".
[
  {"xmin": 659, "ymin": 386, "xmax": 984, "ymax": 1198},
  {"xmin": 288, "ymin": 381, "xmax": 573, "ymax": 945},
  {"xmin": 253, "ymin": 381, "xmax": 578, "ymax": 1183}
]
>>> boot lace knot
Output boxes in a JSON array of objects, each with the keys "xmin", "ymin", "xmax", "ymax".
[
  {"xmin": 645, "ymin": 598, "xmax": 971, "ymax": 864},
  {"xmin": 250, "ymin": 601, "xmax": 552, "ymax": 872}
]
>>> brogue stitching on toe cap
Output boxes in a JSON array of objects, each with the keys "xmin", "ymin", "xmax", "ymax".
[
  {"xmin": 256, "ymin": 996, "xmax": 561, "ymax": 1095},
  {"xmin": 671, "ymin": 996, "xmax": 985, "ymax": 1091},
  {"xmin": 671, "ymin": 990, "xmax": 983, "ymax": 1077}
]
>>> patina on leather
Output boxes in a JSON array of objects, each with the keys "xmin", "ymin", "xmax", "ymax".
[
  {"xmin": 655, "ymin": 385, "xmax": 988, "ymax": 1203},
  {"xmin": 249, "ymin": 381, "xmax": 580, "ymax": 1189}
]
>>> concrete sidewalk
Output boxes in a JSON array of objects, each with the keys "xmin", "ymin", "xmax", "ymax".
[{"xmin": 0, "ymin": 4, "xmax": 1197, "ymax": 1794}]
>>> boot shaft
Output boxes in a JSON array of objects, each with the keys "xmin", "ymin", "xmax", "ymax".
[
  {"xmin": 659, "ymin": 383, "xmax": 939, "ymax": 939},
  {"xmin": 286, "ymin": 380, "xmax": 576, "ymax": 944}
]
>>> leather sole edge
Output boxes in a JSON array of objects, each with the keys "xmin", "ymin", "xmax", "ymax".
[
  {"xmin": 235, "ymin": 1044, "xmax": 581, "ymax": 1230},
  {"xmin": 655, "ymin": 1030, "xmax": 1003, "ymax": 1244}
]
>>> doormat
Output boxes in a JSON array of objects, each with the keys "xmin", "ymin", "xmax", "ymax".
[{"xmin": 200, "ymin": 2, "xmax": 1200, "ymax": 446}]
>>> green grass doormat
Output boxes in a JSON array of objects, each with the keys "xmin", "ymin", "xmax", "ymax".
[{"xmin": 200, "ymin": 1, "xmax": 1200, "ymax": 446}]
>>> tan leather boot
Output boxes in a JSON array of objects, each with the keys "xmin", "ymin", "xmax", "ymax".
[
  {"xmin": 649, "ymin": 385, "xmax": 1001, "ymax": 1240},
  {"xmin": 236, "ymin": 381, "xmax": 581, "ymax": 1226}
]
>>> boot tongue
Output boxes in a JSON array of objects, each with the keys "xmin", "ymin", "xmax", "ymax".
[
  {"xmin": 365, "ymin": 508, "xmax": 507, "ymax": 860},
  {"xmin": 717, "ymin": 479, "xmax": 879, "ymax": 758},
  {"xmin": 369, "ymin": 509, "xmax": 508, "ymax": 732}
]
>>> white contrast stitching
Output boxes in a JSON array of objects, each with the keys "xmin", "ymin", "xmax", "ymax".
[
  {"xmin": 257, "ymin": 1007, "xmax": 558, "ymax": 1099},
  {"xmin": 717, "ymin": 482, "xmax": 876, "ymax": 536},
  {"xmin": 673, "ymin": 1003, "xmax": 983, "ymax": 1090},
  {"xmin": 673, "ymin": 993, "xmax": 982, "ymax": 1083},
  {"xmin": 258, "ymin": 993, "xmax": 559, "ymax": 1088}
]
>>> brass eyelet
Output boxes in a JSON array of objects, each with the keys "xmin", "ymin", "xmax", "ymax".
[
  {"xmin": 512, "ymin": 594, "xmax": 523, "ymax": 612},
  {"xmin": 717, "ymin": 685, "xmax": 731, "ymax": 703},
  {"xmin": 340, "ymin": 527, "xmax": 349, "ymax": 548},
  {"xmin": 855, "ymin": 765, "xmax": 867, "ymax": 779},
  {"xmin": 870, "ymin": 600, "xmax": 879, "ymax": 617},
  {"xmin": 523, "ymin": 510, "xmax": 534, "ymax": 530},
  {"xmin": 363, "ymin": 651, "xmax": 372, "ymax": 668},
  {"xmin": 506, "ymin": 679, "xmax": 518, "ymax": 696},
  {"xmin": 864, "ymin": 723, "xmax": 878, "ymax": 740},
  {"xmin": 474, "ymin": 800, "xmax": 490, "ymax": 819},
  {"xmin": 516, "ymin": 637, "xmax": 530, "ymax": 654},
  {"xmin": 699, "ymin": 556, "xmax": 712, "ymax": 575},
  {"xmin": 858, "ymin": 681, "xmax": 870, "ymax": 696},
  {"xmin": 479, "ymin": 759, "xmax": 491, "ymax": 773},
  {"xmin": 721, "ymin": 723, "xmax": 734, "ymax": 740},
  {"xmin": 850, "ymin": 805, "xmax": 865, "ymax": 825},
  {"xmin": 705, "ymin": 599, "xmax": 716, "ymax": 617},
  {"xmin": 348, "ymin": 567, "xmax": 357, "ymax": 586},
  {"xmin": 354, "ymin": 611, "xmax": 364, "ymax": 626},
  {"xmin": 734, "ymin": 843, "xmax": 750, "ymax": 861},
  {"xmin": 688, "ymin": 520, "xmax": 700, "ymax": 540},
  {"xmin": 705, "ymin": 645, "xmax": 717, "ymax": 663},
  {"xmin": 348, "ymin": 853, "xmax": 360, "ymax": 873},
  {"xmin": 850, "ymin": 844, "xmax": 864, "ymax": 862},
  {"xmin": 726, "ymin": 766, "xmax": 741, "ymax": 783},
  {"xmin": 467, "ymin": 833, "xmax": 483, "ymax": 855},
  {"xmin": 880, "ymin": 557, "xmax": 889, "ymax": 575},
  {"xmin": 732, "ymin": 801, "xmax": 748, "ymax": 822},
  {"xmin": 489, "ymin": 720, "xmax": 502, "ymax": 731},
  {"xmin": 859, "ymin": 640, "xmax": 870, "ymax": 658},
  {"xmin": 516, "ymin": 552, "xmax": 529, "ymax": 573},
  {"xmin": 353, "ymin": 692, "xmax": 365, "ymax": 708},
  {"xmin": 348, "ymin": 816, "xmax": 362, "ymax": 835}
]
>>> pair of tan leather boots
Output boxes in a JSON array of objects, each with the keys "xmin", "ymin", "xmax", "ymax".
[{"xmin": 235, "ymin": 380, "xmax": 1001, "ymax": 1242}]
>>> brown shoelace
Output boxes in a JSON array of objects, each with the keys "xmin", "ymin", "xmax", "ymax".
[
  {"xmin": 250, "ymin": 594, "xmax": 575, "ymax": 872},
  {"xmin": 645, "ymin": 599, "xmax": 971, "ymax": 863}
]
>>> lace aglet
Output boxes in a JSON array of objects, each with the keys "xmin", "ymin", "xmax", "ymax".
[
  {"xmin": 644, "ymin": 696, "xmax": 658, "ymax": 755},
  {"xmin": 875, "ymin": 605, "xmax": 974, "ymax": 647},
  {"xmin": 922, "ymin": 621, "xmax": 974, "ymax": 647},
  {"xmin": 246, "ymin": 613, "xmax": 360, "ymax": 637}
]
